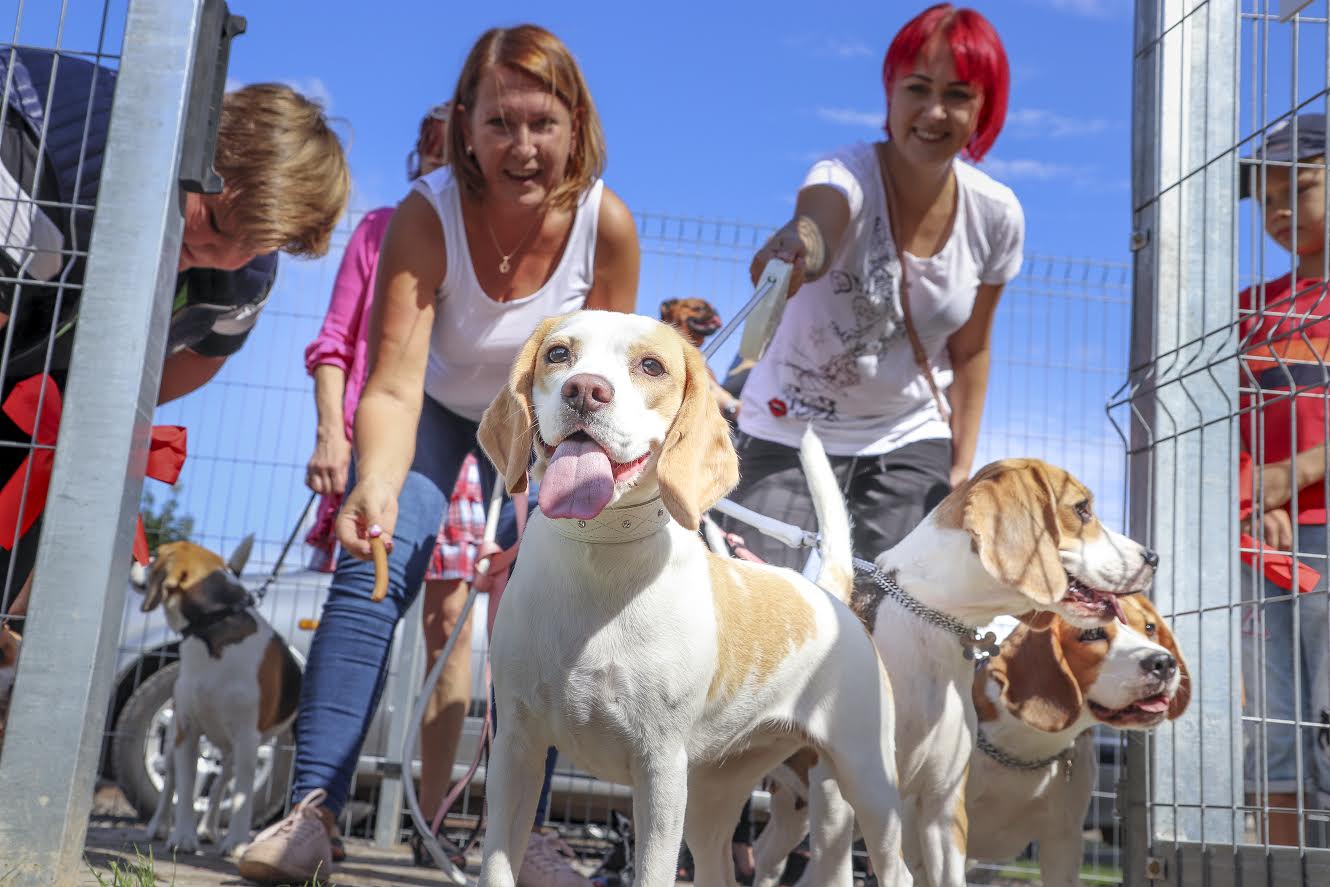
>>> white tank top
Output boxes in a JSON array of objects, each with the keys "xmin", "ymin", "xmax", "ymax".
[{"xmin": 414, "ymin": 167, "xmax": 603, "ymax": 421}]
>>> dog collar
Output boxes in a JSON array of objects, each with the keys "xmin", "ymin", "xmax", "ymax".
[
  {"xmin": 977, "ymin": 728, "xmax": 1080, "ymax": 779},
  {"xmin": 852, "ymin": 558, "xmax": 1000, "ymax": 660},
  {"xmin": 180, "ymin": 598, "xmax": 255, "ymax": 642},
  {"xmin": 548, "ymin": 497, "xmax": 672, "ymax": 544}
]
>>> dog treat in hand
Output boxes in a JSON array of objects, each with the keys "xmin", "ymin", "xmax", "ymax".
[{"xmin": 368, "ymin": 526, "xmax": 389, "ymax": 602}]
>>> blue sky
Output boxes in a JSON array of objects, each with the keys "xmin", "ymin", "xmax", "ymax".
[{"xmin": 224, "ymin": 0, "xmax": 1137, "ymax": 256}]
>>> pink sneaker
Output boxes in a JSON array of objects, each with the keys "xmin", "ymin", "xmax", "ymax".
[
  {"xmin": 236, "ymin": 789, "xmax": 334, "ymax": 884},
  {"xmin": 518, "ymin": 831, "xmax": 593, "ymax": 887}
]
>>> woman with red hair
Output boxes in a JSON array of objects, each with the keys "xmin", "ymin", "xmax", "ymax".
[{"xmin": 723, "ymin": 3, "xmax": 1025, "ymax": 570}]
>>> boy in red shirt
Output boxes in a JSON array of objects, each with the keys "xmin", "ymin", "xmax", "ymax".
[{"xmin": 1239, "ymin": 113, "xmax": 1330, "ymax": 845}]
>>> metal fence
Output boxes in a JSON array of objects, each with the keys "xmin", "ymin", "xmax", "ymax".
[
  {"xmin": 0, "ymin": 5, "xmax": 1160, "ymax": 886},
  {"xmin": 1114, "ymin": 1, "xmax": 1330, "ymax": 885},
  {"xmin": 0, "ymin": 0, "xmax": 211, "ymax": 883},
  {"xmin": 75, "ymin": 203, "xmax": 1134, "ymax": 882}
]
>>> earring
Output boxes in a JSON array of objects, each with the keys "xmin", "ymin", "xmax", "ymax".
[{"xmin": 466, "ymin": 145, "xmax": 475, "ymax": 157}]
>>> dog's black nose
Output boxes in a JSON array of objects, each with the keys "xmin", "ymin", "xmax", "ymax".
[
  {"xmin": 1142, "ymin": 650, "xmax": 1176, "ymax": 681},
  {"xmin": 562, "ymin": 373, "xmax": 614, "ymax": 413},
  {"xmin": 1142, "ymin": 548, "xmax": 1160, "ymax": 568}
]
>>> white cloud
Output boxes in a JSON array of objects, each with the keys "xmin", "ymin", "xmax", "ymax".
[
  {"xmin": 1029, "ymin": 0, "xmax": 1130, "ymax": 16},
  {"xmin": 982, "ymin": 157, "xmax": 1087, "ymax": 181},
  {"xmin": 815, "ymin": 106, "xmax": 883, "ymax": 128},
  {"xmin": 1005, "ymin": 107, "xmax": 1112, "ymax": 139},
  {"xmin": 785, "ymin": 36, "xmax": 874, "ymax": 59}
]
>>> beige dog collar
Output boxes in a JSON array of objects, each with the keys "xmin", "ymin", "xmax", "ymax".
[{"xmin": 547, "ymin": 497, "xmax": 672, "ymax": 544}]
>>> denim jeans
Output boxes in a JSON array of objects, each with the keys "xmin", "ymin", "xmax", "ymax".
[{"xmin": 290, "ymin": 395, "xmax": 556, "ymax": 825}]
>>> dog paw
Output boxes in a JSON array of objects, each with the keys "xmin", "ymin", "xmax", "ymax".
[{"xmin": 166, "ymin": 832, "xmax": 200, "ymax": 855}]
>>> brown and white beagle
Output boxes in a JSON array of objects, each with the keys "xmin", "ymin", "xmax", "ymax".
[
  {"xmin": 658, "ymin": 297, "xmax": 742, "ymax": 421},
  {"xmin": 965, "ymin": 594, "xmax": 1189, "ymax": 886},
  {"xmin": 658, "ymin": 297, "xmax": 723, "ymax": 349},
  {"xmin": 134, "ymin": 539, "xmax": 301, "ymax": 858},
  {"xmin": 0, "ymin": 621, "xmax": 19, "ymax": 745},
  {"xmin": 756, "ymin": 458, "xmax": 1159, "ymax": 887},
  {"xmin": 475, "ymin": 310, "xmax": 908, "ymax": 887}
]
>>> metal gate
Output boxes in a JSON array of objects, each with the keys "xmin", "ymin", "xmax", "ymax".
[{"xmin": 1118, "ymin": 1, "xmax": 1330, "ymax": 883}]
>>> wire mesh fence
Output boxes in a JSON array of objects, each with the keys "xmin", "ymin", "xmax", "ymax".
[
  {"xmin": 59, "ymin": 202, "xmax": 1135, "ymax": 882},
  {"xmin": 1112, "ymin": 1, "xmax": 1330, "ymax": 884}
]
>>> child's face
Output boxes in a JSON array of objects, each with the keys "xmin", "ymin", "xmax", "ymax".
[{"xmin": 1260, "ymin": 155, "xmax": 1327, "ymax": 257}]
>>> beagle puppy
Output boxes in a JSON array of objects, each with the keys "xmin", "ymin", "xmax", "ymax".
[
  {"xmin": 134, "ymin": 540, "xmax": 301, "ymax": 857},
  {"xmin": 755, "ymin": 459, "xmax": 1159, "ymax": 887},
  {"xmin": 965, "ymin": 595, "xmax": 1189, "ymax": 887},
  {"xmin": 0, "ymin": 621, "xmax": 19, "ymax": 745},
  {"xmin": 658, "ymin": 297, "xmax": 742, "ymax": 421},
  {"xmin": 476, "ymin": 310, "xmax": 909, "ymax": 887}
]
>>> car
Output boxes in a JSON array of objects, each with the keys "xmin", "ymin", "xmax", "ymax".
[{"xmin": 101, "ymin": 564, "xmax": 656, "ymax": 834}]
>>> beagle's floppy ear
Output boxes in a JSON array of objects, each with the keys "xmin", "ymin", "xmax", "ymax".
[
  {"xmin": 478, "ymin": 316, "xmax": 563, "ymax": 496},
  {"xmin": 1147, "ymin": 602, "xmax": 1192, "ymax": 720},
  {"xmin": 142, "ymin": 541, "xmax": 183, "ymax": 612},
  {"xmin": 960, "ymin": 462, "xmax": 1068, "ymax": 606},
  {"xmin": 656, "ymin": 338, "xmax": 740, "ymax": 531},
  {"xmin": 988, "ymin": 621, "xmax": 1084, "ymax": 733}
]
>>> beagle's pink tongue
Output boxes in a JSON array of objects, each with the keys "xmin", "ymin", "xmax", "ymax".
[
  {"xmin": 1110, "ymin": 594, "xmax": 1128, "ymax": 624},
  {"xmin": 540, "ymin": 437, "xmax": 614, "ymax": 520},
  {"xmin": 1135, "ymin": 694, "xmax": 1171, "ymax": 714}
]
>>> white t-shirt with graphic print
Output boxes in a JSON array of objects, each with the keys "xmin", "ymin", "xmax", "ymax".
[{"xmin": 738, "ymin": 142, "xmax": 1025, "ymax": 457}]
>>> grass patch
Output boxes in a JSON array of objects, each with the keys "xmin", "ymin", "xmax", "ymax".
[
  {"xmin": 989, "ymin": 860, "xmax": 1124, "ymax": 883},
  {"xmin": 85, "ymin": 847, "xmax": 331, "ymax": 887},
  {"xmin": 87, "ymin": 847, "xmax": 167, "ymax": 887}
]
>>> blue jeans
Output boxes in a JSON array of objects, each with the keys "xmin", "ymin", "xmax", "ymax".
[
  {"xmin": 291, "ymin": 395, "xmax": 556, "ymax": 825},
  {"xmin": 1242, "ymin": 523, "xmax": 1330, "ymax": 805}
]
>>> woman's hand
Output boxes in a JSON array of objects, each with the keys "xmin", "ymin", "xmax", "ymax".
[
  {"xmin": 949, "ymin": 464, "xmax": 970, "ymax": 490},
  {"xmin": 335, "ymin": 476, "xmax": 398, "ymax": 560},
  {"xmin": 306, "ymin": 433, "xmax": 352, "ymax": 495},
  {"xmin": 750, "ymin": 219, "xmax": 811, "ymax": 297}
]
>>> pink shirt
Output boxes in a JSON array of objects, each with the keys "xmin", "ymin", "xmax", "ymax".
[{"xmin": 304, "ymin": 208, "xmax": 394, "ymax": 441}]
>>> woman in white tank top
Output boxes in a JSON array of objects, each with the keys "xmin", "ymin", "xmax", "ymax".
[{"xmin": 239, "ymin": 25, "xmax": 639, "ymax": 883}]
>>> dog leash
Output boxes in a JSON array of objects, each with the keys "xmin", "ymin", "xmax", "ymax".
[
  {"xmin": 851, "ymin": 557, "xmax": 1000, "ymax": 661},
  {"xmin": 702, "ymin": 259, "xmax": 793, "ymax": 361},
  {"xmin": 253, "ymin": 491, "xmax": 318, "ymax": 604}
]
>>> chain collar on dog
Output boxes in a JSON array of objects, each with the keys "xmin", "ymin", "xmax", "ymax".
[
  {"xmin": 977, "ymin": 728, "xmax": 1079, "ymax": 779},
  {"xmin": 548, "ymin": 497, "xmax": 672, "ymax": 544},
  {"xmin": 852, "ymin": 558, "xmax": 1000, "ymax": 660}
]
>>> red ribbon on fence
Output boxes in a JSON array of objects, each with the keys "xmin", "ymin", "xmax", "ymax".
[
  {"xmin": 0, "ymin": 373, "xmax": 187, "ymax": 564},
  {"xmin": 0, "ymin": 374, "xmax": 62, "ymax": 549},
  {"xmin": 1240, "ymin": 453, "xmax": 1319, "ymax": 594},
  {"xmin": 132, "ymin": 426, "xmax": 187, "ymax": 565}
]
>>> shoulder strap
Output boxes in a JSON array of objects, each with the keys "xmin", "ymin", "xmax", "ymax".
[{"xmin": 879, "ymin": 146, "xmax": 952, "ymax": 423}]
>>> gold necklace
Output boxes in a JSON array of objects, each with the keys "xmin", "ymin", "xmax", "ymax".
[{"xmin": 484, "ymin": 209, "xmax": 545, "ymax": 274}]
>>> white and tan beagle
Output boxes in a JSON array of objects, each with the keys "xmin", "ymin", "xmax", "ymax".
[
  {"xmin": 0, "ymin": 621, "xmax": 19, "ymax": 745},
  {"xmin": 134, "ymin": 540, "xmax": 302, "ymax": 858},
  {"xmin": 476, "ymin": 310, "xmax": 909, "ymax": 887},
  {"xmin": 965, "ymin": 594, "xmax": 1189, "ymax": 887},
  {"xmin": 755, "ymin": 459, "xmax": 1159, "ymax": 887}
]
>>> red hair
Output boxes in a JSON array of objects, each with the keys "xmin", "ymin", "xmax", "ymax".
[{"xmin": 882, "ymin": 4, "xmax": 1010, "ymax": 163}]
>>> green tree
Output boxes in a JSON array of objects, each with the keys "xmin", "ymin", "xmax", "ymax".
[{"xmin": 140, "ymin": 483, "xmax": 194, "ymax": 553}]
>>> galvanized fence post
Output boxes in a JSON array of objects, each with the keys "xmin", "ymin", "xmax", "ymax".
[
  {"xmin": 1124, "ymin": 0, "xmax": 1242, "ymax": 882},
  {"xmin": 0, "ymin": 0, "xmax": 203, "ymax": 881}
]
